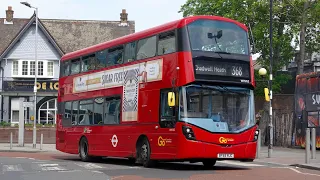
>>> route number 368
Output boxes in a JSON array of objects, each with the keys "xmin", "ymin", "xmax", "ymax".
[{"xmin": 231, "ymin": 66, "xmax": 242, "ymax": 76}]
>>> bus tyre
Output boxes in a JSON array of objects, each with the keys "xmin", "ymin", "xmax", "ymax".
[
  {"xmin": 202, "ymin": 160, "xmax": 216, "ymax": 169},
  {"xmin": 138, "ymin": 137, "xmax": 155, "ymax": 168},
  {"xmin": 79, "ymin": 137, "xmax": 91, "ymax": 162}
]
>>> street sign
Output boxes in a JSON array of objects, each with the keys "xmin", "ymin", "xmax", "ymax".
[{"xmin": 23, "ymin": 102, "xmax": 33, "ymax": 107}]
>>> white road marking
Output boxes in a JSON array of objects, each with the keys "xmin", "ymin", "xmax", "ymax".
[
  {"xmin": 218, "ymin": 160, "xmax": 264, "ymax": 167},
  {"xmin": 2, "ymin": 165, "xmax": 23, "ymax": 171},
  {"xmin": 38, "ymin": 164, "xmax": 66, "ymax": 171},
  {"xmin": 91, "ymin": 170, "xmax": 104, "ymax": 173},
  {"xmin": 75, "ymin": 163, "xmax": 103, "ymax": 169},
  {"xmin": 58, "ymin": 170, "xmax": 81, "ymax": 173},
  {"xmin": 272, "ymin": 167, "xmax": 320, "ymax": 177}
]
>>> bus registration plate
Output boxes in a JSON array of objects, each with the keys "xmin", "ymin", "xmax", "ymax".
[{"xmin": 217, "ymin": 153, "xmax": 234, "ymax": 158}]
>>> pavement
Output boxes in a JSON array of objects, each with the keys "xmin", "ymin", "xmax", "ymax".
[
  {"xmin": 0, "ymin": 143, "xmax": 320, "ymax": 171},
  {"xmin": 0, "ymin": 143, "xmax": 58, "ymax": 153},
  {"xmin": 255, "ymin": 146, "xmax": 320, "ymax": 171}
]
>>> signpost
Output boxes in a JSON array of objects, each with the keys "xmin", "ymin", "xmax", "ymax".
[
  {"xmin": 18, "ymin": 100, "xmax": 34, "ymax": 147},
  {"xmin": 18, "ymin": 98, "xmax": 25, "ymax": 147}
]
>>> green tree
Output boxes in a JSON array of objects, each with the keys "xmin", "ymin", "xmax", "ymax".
[{"xmin": 179, "ymin": 0, "xmax": 320, "ymax": 94}]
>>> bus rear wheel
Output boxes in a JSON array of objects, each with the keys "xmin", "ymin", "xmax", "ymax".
[
  {"xmin": 202, "ymin": 160, "xmax": 216, "ymax": 169},
  {"xmin": 79, "ymin": 137, "xmax": 92, "ymax": 162}
]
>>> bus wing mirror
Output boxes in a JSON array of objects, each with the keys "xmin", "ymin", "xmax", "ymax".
[
  {"xmin": 264, "ymin": 88, "xmax": 270, "ymax": 102},
  {"xmin": 217, "ymin": 30, "xmax": 222, "ymax": 39},
  {"xmin": 168, "ymin": 92, "xmax": 176, "ymax": 107}
]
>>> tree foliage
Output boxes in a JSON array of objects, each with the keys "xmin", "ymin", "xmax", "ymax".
[{"xmin": 179, "ymin": 0, "xmax": 320, "ymax": 94}]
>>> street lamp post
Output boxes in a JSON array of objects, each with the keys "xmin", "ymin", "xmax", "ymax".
[
  {"xmin": 268, "ymin": 0, "xmax": 273, "ymax": 158},
  {"xmin": 258, "ymin": 66, "xmax": 273, "ymax": 158},
  {"xmin": 20, "ymin": 1, "xmax": 38, "ymax": 149}
]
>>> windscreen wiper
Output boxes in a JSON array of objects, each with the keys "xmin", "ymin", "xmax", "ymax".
[
  {"xmin": 218, "ymin": 86, "xmax": 248, "ymax": 95},
  {"xmin": 214, "ymin": 51, "xmax": 231, "ymax": 54}
]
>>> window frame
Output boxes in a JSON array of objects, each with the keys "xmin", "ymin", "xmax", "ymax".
[
  {"xmin": 59, "ymin": 28, "xmax": 180, "ymax": 78},
  {"xmin": 157, "ymin": 30, "xmax": 177, "ymax": 56},
  {"xmin": 136, "ymin": 35, "xmax": 157, "ymax": 60},
  {"xmin": 62, "ymin": 95, "xmax": 122, "ymax": 127},
  {"xmin": 103, "ymin": 96, "xmax": 121, "ymax": 125},
  {"xmin": 159, "ymin": 88, "xmax": 178, "ymax": 128},
  {"xmin": 12, "ymin": 61, "xmax": 19, "ymax": 76},
  {"xmin": 106, "ymin": 45, "xmax": 124, "ymax": 67},
  {"xmin": 123, "ymin": 41, "xmax": 137, "ymax": 63},
  {"xmin": 12, "ymin": 60, "xmax": 54, "ymax": 78},
  {"xmin": 47, "ymin": 61, "xmax": 54, "ymax": 77}
]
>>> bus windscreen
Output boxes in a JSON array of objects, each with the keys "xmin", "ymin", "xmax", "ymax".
[{"xmin": 187, "ymin": 19, "xmax": 249, "ymax": 55}]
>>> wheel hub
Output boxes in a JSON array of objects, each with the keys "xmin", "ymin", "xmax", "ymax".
[{"xmin": 141, "ymin": 144, "xmax": 148, "ymax": 160}]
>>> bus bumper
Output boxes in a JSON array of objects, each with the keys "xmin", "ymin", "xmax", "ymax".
[{"xmin": 176, "ymin": 140, "xmax": 257, "ymax": 161}]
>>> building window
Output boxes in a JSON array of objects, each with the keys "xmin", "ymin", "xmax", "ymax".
[
  {"xmin": 12, "ymin": 60, "xmax": 54, "ymax": 78},
  {"xmin": 30, "ymin": 61, "xmax": 35, "ymax": 75},
  {"xmin": 48, "ymin": 61, "xmax": 53, "ymax": 76},
  {"xmin": 22, "ymin": 61, "xmax": 28, "ymax": 75},
  {"xmin": 38, "ymin": 98, "xmax": 57, "ymax": 124},
  {"xmin": 38, "ymin": 61, "xmax": 43, "ymax": 76},
  {"xmin": 12, "ymin": 61, "xmax": 18, "ymax": 75}
]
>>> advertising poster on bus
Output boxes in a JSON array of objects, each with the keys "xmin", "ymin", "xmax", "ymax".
[{"xmin": 72, "ymin": 58, "xmax": 163, "ymax": 122}]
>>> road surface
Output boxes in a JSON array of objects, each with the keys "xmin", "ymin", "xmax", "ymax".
[{"xmin": 0, "ymin": 152, "xmax": 320, "ymax": 180}]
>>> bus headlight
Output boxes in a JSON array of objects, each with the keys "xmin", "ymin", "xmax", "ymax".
[
  {"xmin": 182, "ymin": 126, "xmax": 196, "ymax": 140},
  {"xmin": 254, "ymin": 130, "xmax": 259, "ymax": 141}
]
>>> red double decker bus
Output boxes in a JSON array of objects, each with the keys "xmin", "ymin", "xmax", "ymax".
[{"xmin": 56, "ymin": 15, "xmax": 259, "ymax": 168}]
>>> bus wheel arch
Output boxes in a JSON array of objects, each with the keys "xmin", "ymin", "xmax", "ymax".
[{"xmin": 136, "ymin": 135, "xmax": 156, "ymax": 167}]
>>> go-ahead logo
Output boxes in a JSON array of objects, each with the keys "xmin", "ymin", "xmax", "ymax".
[
  {"xmin": 219, "ymin": 137, "xmax": 234, "ymax": 144},
  {"xmin": 158, "ymin": 136, "xmax": 166, "ymax": 146}
]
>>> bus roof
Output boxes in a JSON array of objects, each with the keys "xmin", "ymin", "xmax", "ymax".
[{"xmin": 61, "ymin": 15, "xmax": 248, "ymax": 61}]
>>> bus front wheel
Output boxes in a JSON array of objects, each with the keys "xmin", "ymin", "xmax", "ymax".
[
  {"xmin": 137, "ymin": 137, "xmax": 156, "ymax": 168},
  {"xmin": 202, "ymin": 160, "xmax": 216, "ymax": 169}
]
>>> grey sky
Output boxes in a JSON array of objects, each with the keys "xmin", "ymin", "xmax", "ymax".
[{"xmin": 1, "ymin": 0, "xmax": 187, "ymax": 32}]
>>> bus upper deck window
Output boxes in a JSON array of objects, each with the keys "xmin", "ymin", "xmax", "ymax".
[{"xmin": 158, "ymin": 31, "xmax": 176, "ymax": 55}]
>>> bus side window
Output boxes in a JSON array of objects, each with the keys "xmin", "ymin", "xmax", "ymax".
[
  {"xmin": 63, "ymin": 61, "xmax": 70, "ymax": 77},
  {"xmin": 71, "ymin": 101, "xmax": 79, "ymax": 125},
  {"xmin": 79, "ymin": 99, "xmax": 94, "ymax": 125},
  {"xmin": 93, "ymin": 98, "xmax": 104, "ymax": 125},
  {"xmin": 70, "ymin": 58, "xmax": 80, "ymax": 75},
  {"xmin": 107, "ymin": 46, "xmax": 124, "ymax": 67},
  {"xmin": 104, "ymin": 97, "xmax": 121, "ymax": 124},
  {"xmin": 159, "ymin": 90, "xmax": 176, "ymax": 128},
  {"xmin": 136, "ymin": 36, "xmax": 156, "ymax": 60},
  {"xmin": 96, "ymin": 50, "xmax": 107, "ymax": 69},
  {"xmin": 124, "ymin": 42, "xmax": 136, "ymax": 63},
  {"xmin": 82, "ymin": 54, "xmax": 96, "ymax": 72},
  {"xmin": 63, "ymin": 101, "xmax": 72, "ymax": 127},
  {"xmin": 158, "ymin": 31, "xmax": 176, "ymax": 55}
]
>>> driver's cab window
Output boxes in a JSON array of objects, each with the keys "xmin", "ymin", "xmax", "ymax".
[
  {"xmin": 160, "ymin": 90, "xmax": 175, "ymax": 117},
  {"xmin": 160, "ymin": 89, "xmax": 176, "ymax": 128}
]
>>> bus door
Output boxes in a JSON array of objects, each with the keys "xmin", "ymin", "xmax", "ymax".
[{"xmin": 152, "ymin": 89, "xmax": 178, "ymax": 157}]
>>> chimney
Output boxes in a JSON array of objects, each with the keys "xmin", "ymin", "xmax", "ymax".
[
  {"xmin": 120, "ymin": 9, "xmax": 128, "ymax": 24},
  {"xmin": 5, "ymin": 6, "xmax": 14, "ymax": 23}
]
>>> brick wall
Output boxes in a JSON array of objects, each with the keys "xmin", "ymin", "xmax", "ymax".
[{"xmin": 0, "ymin": 127, "xmax": 56, "ymax": 144}]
